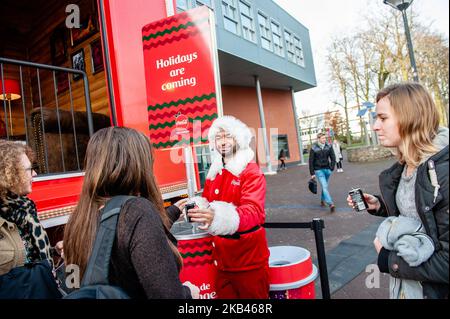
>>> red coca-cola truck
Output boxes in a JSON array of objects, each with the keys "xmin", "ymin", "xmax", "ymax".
[{"xmin": 0, "ymin": 0, "xmax": 216, "ymax": 233}]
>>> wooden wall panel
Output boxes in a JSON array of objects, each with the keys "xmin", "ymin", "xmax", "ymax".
[{"xmin": 1, "ymin": 0, "xmax": 110, "ymax": 139}]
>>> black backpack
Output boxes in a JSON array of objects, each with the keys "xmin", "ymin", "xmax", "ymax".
[{"xmin": 63, "ymin": 196, "xmax": 135, "ymax": 299}]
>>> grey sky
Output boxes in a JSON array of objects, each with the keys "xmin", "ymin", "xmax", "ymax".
[{"xmin": 274, "ymin": 0, "xmax": 449, "ymax": 115}]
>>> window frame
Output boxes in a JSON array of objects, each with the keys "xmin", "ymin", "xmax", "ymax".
[
  {"xmin": 222, "ymin": 0, "xmax": 240, "ymax": 35},
  {"xmin": 176, "ymin": 0, "xmax": 215, "ymax": 13},
  {"xmin": 294, "ymin": 35, "xmax": 305, "ymax": 67},
  {"xmin": 270, "ymin": 18, "xmax": 284, "ymax": 57},
  {"xmin": 284, "ymin": 27, "xmax": 296, "ymax": 63},
  {"xmin": 257, "ymin": 10, "xmax": 272, "ymax": 52},
  {"xmin": 272, "ymin": 134, "xmax": 291, "ymax": 159},
  {"xmin": 194, "ymin": 144, "xmax": 212, "ymax": 190},
  {"xmin": 238, "ymin": 0, "xmax": 256, "ymax": 43},
  {"xmin": 176, "ymin": 0, "xmax": 189, "ymax": 12}
]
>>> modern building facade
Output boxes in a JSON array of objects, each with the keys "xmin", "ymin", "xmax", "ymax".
[
  {"xmin": 0, "ymin": 0, "xmax": 316, "ymax": 229},
  {"xmin": 1, "ymin": 0, "xmax": 315, "ymax": 191},
  {"xmin": 177, "ymin": 0, "xmax": 317, "ymax": 172}
]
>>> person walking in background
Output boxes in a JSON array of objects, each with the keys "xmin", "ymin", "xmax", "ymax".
[
  {"xmin": 63, "ymin": 127, "xmax": 198, "ymax": 299},
  {"xmin": 187, "ymin": 116, "xmax": 270, "ymax": 299},
  {"xmin": 278, "ymin": 149, "xmax": 287, "ymax": 171},
  {"xmin": 332, "ymin": 138, "xmax": 344, "ymax": 172},
  {"xmin": 309, "ymin": 132, "xmax": 336, "ymax": 212},
  {"xmin": 347, "ymin": 83, "xmax": 448, "ymax": 299}
]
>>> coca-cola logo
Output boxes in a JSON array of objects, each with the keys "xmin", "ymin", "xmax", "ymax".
[{"xmin": 174, "ymin": 112, "xmax": 189, "ymax": 135}]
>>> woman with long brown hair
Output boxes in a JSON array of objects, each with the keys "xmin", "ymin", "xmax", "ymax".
[
  {"xmin": 63, "ymin": 127, "xmax": 197, "ymax": 298},
  {"xmin": 347, "ymin": 83, "xmax": 448, "ymax": 299}
]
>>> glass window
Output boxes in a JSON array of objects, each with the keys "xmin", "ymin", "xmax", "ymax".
[
  {"xmin": 222, "ymin": 0, "xmax": 239, "ymax": 34},
  {"xmin": 239, "ymin": 1, "xmax": 251, "ymax": 16},
  {"xmin": 285, "ymin": 29, "xmax": 295, "ymax": 62},
  {"xmin": 195, "ymin": 145, "xmax": 212, "ymax": 189},
  {"xmin": 272, "ymin": 135, "xmax": 290, "ymax": 159},
  {"xmin": 239, "ymin": 1, "xmax": 255, "ymax": 42},
  {"xmin": 294, "ymin": 36, "xmax": 305, "ymax": 67},
  {"xmin": 258, "ymin": 12, "xmax": 271, "ymax": 51},
  {"xmin": 224, "ymin": 16, "xmax": 238, "ymax": 33},
  {"xmin": 177, "ymin": 0, "xmax": 189, "ymax": 12},
  {"xmin": 196, "ymin": 0, "xmax": 212, "ymax": 7},
  {"xmin": 271, "ymin": 21, "xmax": 283, "ymax": 56}
]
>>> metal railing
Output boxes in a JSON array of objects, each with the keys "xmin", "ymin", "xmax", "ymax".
[{"xmin": 0, "ymin": 57, "xmax": 94, "ymax": 176}]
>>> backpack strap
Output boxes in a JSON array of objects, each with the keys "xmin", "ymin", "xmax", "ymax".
[{"xmin": 81, "ymin": 195, "xmax": 136, "ymax": 286}]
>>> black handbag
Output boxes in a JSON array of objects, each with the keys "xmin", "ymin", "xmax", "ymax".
[
  {"xmin": 0, "ymin": 259, "xmax": 62, "ymax": 299},
  {"xmin": 308, "ymin": 178, "xmax": 317, "ymax": 194}
]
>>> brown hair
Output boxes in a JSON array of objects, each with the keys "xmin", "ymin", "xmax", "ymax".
[
  {"xmin": 376, "ymin": 83, "xmax": 440, "ymax": 167},
  {"xmin": 0, "ymin": 140, "xmax": 35, "ymax": 197},
  {"xmin": 63, "ymin": 127, "xmax": 182, "ymax": 278},
  {"xmin": 317, "ymin": 132, "xmax": 326, "ymax": 139}
]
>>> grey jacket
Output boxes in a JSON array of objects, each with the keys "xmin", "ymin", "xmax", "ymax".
[
  {"xmin": 377, "ymin": 216, "xmax": 435, "ymax": 298},
  {"xmin": 377, "ymin": 216, "xmax": 434, "ymax": 267}
]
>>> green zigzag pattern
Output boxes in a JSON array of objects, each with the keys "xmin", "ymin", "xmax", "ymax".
[
  {"xmin": 149, "ymin": 113, "xmax": 217, "ymax": 130},
  {"xmin": 153, "ymin": 137, "xmax": 208, "ymax": 148},
  {"xmin": 148, "ymin": 93, "xmax": 216, "ymax": 111},
  {"xmin": 180, "ymin": 250, "xmax": 213, "ymax": 258},
  {"xmin": 142, "ymin": 19, "xmax": 208, "ymax": 41}
]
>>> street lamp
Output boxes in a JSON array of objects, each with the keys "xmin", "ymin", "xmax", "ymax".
[{"xmin": 383, "ymin": 0, "xmax": 419, "ymax": 82}]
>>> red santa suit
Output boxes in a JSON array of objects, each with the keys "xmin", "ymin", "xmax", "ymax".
[{"xmin": 194, "ymin": 116, "xmax": 270, "ymax": 299}]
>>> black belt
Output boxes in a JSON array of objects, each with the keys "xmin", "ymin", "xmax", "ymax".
[{"xmin": 218, "ymin": 225, "xmax": 261, "ymax": 240}]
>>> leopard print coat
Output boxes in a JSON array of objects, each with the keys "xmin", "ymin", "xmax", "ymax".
[{"xmin": 0, "ymin": 192, "xmax": 53, "ymax": 267}]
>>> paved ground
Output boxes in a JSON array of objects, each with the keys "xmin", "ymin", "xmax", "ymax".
[{"xmin": 264, "ymin": 152, "xmax": 396, "ymax": 299}]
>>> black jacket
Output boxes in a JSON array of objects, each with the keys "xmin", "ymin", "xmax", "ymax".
[
  {"xmin": 371, "ymin": 145, "xmax": 449, "ymax": 299},
  {"xmin": 309, "ymin": 143, "xmax": 336, "ymax": 175}
]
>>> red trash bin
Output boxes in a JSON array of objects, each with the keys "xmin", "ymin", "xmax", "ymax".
[
  {"xmin": 172, "ymin": 221, "xmax": 218, "ymax": 299},
  {"xmin": 268, "ymin": 246, "xmax": 319, "ymax": 299}
]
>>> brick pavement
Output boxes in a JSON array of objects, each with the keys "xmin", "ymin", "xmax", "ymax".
[{"xmin": 264, "ymin": 152, "xmax": 397, "ymax": 299}]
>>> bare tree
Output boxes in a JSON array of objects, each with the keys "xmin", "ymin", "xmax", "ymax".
[
  {"xmin": 326, "ymin": 1, "xmax": 449, "ymax": 129},
  {"xmin": 328, "ymin": 39, "xmax": 352, "ymax": 146}
]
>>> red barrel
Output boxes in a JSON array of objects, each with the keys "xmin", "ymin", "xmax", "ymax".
[
  {"xmin": 268, "ymin": 246, "xmax": 318, "ymax": 299},
  {"xmin": 172, "ymin": 221, "xmax": 217, "ymax": 299}
]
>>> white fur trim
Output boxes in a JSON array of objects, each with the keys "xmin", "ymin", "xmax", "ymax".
[
  {"xmin": 208, "ymin": 201, "xmax": 240, "ymax": 236},
  {"xmin": 208, "ymin": 116, "xmax": 252, "ymax": 151},
  {"xmin": 206, "ymin": 150, "xmax": 224, "ymax": 180},
  {"xmin": 207, "ymin": 148, "xmax": 254, "ymax": 179},
  {"xmin": 189, "ymin": 196, "xmax": 209, "ymax": 209}
]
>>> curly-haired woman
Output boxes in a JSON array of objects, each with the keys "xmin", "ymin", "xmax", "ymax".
[{"xmin": 0, "ymin": 140, "xmax": 61, "ymax": 298}]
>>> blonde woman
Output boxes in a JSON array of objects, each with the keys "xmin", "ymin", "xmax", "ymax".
[{"xmin": 347, "ymin": 83, "xmax": 448, "ymax": 299}]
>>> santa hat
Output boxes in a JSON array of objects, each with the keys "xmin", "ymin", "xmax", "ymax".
[
  {"xmin": 206, "ymin": 116, "xmax": 255, "ymax": 179},
  {"xmin": 208, "ymin": 115, "xmax": 252, "ymax": 151}
]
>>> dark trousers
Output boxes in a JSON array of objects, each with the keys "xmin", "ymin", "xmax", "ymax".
[{"xmin": 337, "ymin": 161, "xmax": 343, "ymax": 169}]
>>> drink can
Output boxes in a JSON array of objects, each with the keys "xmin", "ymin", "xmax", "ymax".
[{"xmin": 349, "ymin": 188, "xmax": 368, "ymax": 212}]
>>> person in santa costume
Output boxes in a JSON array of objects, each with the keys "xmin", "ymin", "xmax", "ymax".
[{"xmin": 187, "ymin": 115, "xmax": 270, "ymax": 299}]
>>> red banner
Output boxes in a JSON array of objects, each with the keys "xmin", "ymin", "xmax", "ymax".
[{"xmin": 142, "ymin": 6, "xmax": 221, "ymax": 149}]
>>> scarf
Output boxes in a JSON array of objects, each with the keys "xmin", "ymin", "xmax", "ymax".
[{"xmin": 0, "ymin": 192, "xmax": 53, "ymax": 267}]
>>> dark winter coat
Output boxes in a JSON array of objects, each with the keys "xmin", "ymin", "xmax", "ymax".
[
  {"xmin": 109, "ymin": 198, "xmax": 191, "ymax": 299},
  {"xmin": 308, "ymin": 143, "xmax": 336, "ymax": 175},
  {"xmin": 371, "ymin": 145, "xmax": 449, "ymax": 299}
]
